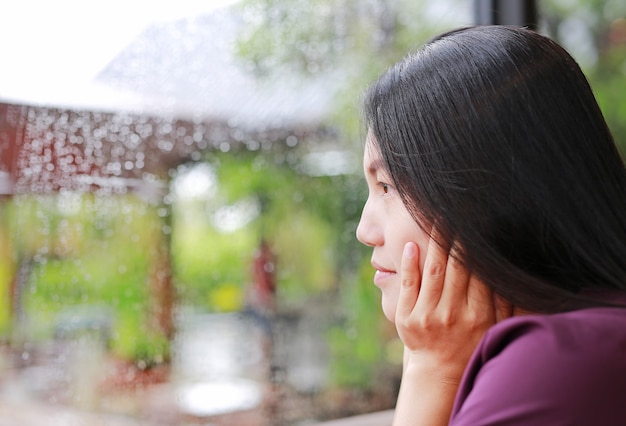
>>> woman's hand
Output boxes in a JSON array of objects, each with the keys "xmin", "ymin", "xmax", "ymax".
[
  {"xmin": 396, "ymin": 236, "xmax": 498, "ymax": 381},
  {"xmin": 392, "ymin": 235, "xmax": 512, "ymax": 426}
]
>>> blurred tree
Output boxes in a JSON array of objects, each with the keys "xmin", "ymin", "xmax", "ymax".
[
  {"xmin": 5, "ymin": 194, "xmax": 170, "ymax": 366},
  {"xmin": 0, "ymin": 199, "xmax": 13, "ymax": 334},
  {"xmin": 173, "ymin": 144, "xmax": 364, "ymax": 309},
  {"xmin": 236, "ymin": 0, "xmax": 469, "ymax": 145},
  {"xmin": 236, "ymin": 0, "xmax": 626, "ymax": 152},
  {"xmin": 541, "ymin": 0, "xmax": 626, "ymax": 155}
]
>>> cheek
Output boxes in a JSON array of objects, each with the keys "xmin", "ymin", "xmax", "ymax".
[{"xmin": 391, "ymin": 220, "xmax": 429, "ymax": 273}]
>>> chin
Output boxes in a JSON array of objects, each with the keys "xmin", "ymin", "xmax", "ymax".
[{"xmin": 381, "ymin": 299, "xmax": 396, "ymax": 324}]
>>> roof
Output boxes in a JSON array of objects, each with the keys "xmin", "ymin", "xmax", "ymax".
[
  {"xmin": 97, "ymin": 6, "xmax": 344, "ymax": 129},
  {"xmin": 0, "ymin": 2, "xmax": 344, "ymax": 129},
  {"xmin": 0, "ymin": 3, "xmax": 345, "ymax": 195}
]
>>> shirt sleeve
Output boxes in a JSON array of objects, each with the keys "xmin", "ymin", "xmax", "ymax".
[{"xmin": 450, "ymin": 312, "xmax": 626, "ymax": 425}]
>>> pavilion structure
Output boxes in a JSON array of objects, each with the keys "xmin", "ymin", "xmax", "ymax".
[{"xmin": 0, "ymin": 99, "xmax": 329, "ymax": 341}]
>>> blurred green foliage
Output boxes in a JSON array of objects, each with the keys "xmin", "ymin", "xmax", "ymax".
[
  {"xmin": 0, "ymin": 200, "xmax": 12, "ymax": 335},
  {"xmin": 173, "ymin": 149, "xmax": 367, "ymax": 309},
  {"xmin": 540, "ymin": 0, "xmax": 626, "ymax": 155},
  {"xmin": 3, "ymin": 194, "xmax": 167, "ymax": 364},
  {"xmin": 327, "ymin": 260, "xmax": 388, "ymax": 387}
]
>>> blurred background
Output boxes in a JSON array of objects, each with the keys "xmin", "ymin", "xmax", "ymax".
[{"xmin": 0, "ymin": 0, "xmax": 624, "ymax": 425}]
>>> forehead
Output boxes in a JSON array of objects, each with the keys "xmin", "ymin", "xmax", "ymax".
[
  {"xmin": 363, "ymin": 131, "xmax": 384, "ymax": 175},
  {"xmin": 365, "ymin": 128, "xmax": 377, "ymax": 150}
]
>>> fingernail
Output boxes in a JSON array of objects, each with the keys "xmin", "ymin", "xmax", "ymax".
[{"xmin": 403, "ymin": 242, "xmax": 416, "ymax": 259}]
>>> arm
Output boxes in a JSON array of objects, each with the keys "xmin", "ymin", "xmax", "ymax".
[
  {"xmin": 393, "ymin": 236, "xmax": 509, "ymax": 426},
  {"xmin": 395, "ymin": 346, "xmax": 463, "ymax": 426}
]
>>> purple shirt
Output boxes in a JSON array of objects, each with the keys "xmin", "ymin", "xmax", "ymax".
[{"xmin": 450, "ymin": 305, "xmax": 626, "ymax": 425}]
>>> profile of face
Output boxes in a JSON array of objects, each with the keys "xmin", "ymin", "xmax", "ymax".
[{"xmin": 356, "ymin": 132, "xmax": 430, "ymax": 323}]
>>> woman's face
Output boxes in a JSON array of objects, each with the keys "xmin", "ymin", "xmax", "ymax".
[{"xmin": 356, "ymin": 133, "xmax": 430, "ymax": 323}]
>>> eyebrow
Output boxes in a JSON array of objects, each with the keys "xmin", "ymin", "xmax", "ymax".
[{"xmin": 366, "ymin": 159, "xmax": 385, "ymax": 176}]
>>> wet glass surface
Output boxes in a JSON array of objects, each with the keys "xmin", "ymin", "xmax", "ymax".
[{"xmin": 2, "ymin": 0, "xmax": 624, "ymax": 424}]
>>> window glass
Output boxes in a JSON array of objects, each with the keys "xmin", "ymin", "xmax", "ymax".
[{"xmin": 1, "ymin": 0, "xmax": 624, "ymax": 424}]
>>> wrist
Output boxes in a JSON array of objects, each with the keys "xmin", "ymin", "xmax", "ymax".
[
  {"xmin": 394, "ymin": 354, "xmax": 462, "ymax": 426},
  {"xmin": 403, "ymin": 351, "xmax": 465, "ymax": 386}
]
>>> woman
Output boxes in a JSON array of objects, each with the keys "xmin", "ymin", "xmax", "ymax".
[{"xmin": 356, "ymin": 26, "xmax": 626, "ymax": 425}]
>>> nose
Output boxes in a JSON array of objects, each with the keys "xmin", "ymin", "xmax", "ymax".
[{"xmin": 356, "ymin": 199, "xmax": 381, "ymax": 247}]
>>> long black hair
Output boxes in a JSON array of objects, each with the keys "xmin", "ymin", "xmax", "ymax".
[{"xmin": 363, "ymin": 26, "xmax": 626, "ymax": 313}]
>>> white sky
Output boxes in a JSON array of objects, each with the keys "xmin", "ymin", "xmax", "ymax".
[
  {"xmin": 0, "ymin": 0, "xmax": 239, "ymax": 110},
  {"xmin": 0, "ymin": 0, "xmax": 473, "ymax": 117}
]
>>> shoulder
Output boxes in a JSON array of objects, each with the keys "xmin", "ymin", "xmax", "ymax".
[
  {"xmin": 481, "ymin": 307, "xmax": 626, "ymax": 358},
  {"xmin": 451, "ymin": 307, "xmax": 626, "ymax": 425}
]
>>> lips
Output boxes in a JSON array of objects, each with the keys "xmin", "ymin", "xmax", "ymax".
[{"xmin": 372, "ymin": 261, "xmax": 396, "ymax": 286}]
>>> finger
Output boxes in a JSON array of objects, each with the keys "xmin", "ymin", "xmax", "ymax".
[
  {"xmin": 395, "ymin": 242, "xmax": 421, "ymax": 323},
  {"xmin": 439, "ymin": 250, "xmax": 471, "ymax": 308},
  {"xmin": 415, "ymin": 231, "xmax": 447, "ymax": 311}
]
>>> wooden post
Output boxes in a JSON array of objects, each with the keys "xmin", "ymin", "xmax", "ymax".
[{"xmin": 474, "ymin": 0, "xmax": 538, "ymax": 29}]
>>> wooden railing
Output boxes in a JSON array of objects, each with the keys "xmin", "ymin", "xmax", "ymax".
[{"xmin": 314, "ymin": 410, "xmax": 395, "ymax": 426}]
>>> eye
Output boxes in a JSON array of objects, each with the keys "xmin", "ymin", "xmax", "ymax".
[{"xmin": 378, "ymin": 182, "xmax": 391, "ymax": 194}]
